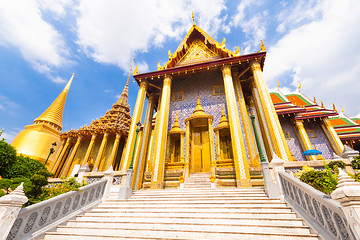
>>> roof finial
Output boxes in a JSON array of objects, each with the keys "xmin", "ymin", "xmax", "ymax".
[
  {"xmin": 333, "ymin": 103, "xmax": 337, "ymax": 112},
  {"xmin": 260, "ymin": 40, "xmax": 266, "ymax": 51},
  {"xmin": 0, "ymin": 129, "xmax": 3, "ymax": 136},
  {"xmin": 313, "ymin": 96, "xmax": 317, "ymax": 104},
  {"xmin": 235, "ymin": 46, "xmax": 240, "ymax": 55},
  {"xmin": 133, "ymin": 65, "xmax": 139, "ymax": 75},
  {"xmin": 221, "ymin": 38, "xmax": 226, "ymax": 47},
  {"xmin": 192, "ymin": 11, "xmax": 195, "ymax": 25},
  {"xmin": 321, "ymin": 100, "xmax": 325, "ymax": 108},
  {"xmin": 341, "ymin": 106, "xmax": 344, "ymax": 113},
  {"xmin": 297, "ymin": 81, "xmax": 301, "ymax": 91},
  {"xmin": 277, "ymin": 80, "xmax": 280, "ymax": 89}
]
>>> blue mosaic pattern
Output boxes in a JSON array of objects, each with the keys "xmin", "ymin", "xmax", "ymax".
[
  {"xmin": 303, "ymin": 120, "xmax": 334, "ymax": 160},
  {"xmin": 279, "ymin": 117, "xmax": 306, "ymax": 161}
]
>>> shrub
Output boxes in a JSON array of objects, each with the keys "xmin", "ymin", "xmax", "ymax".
[
  {"xmin": 351, "ymin": 157, "xmax": 360, "ymax": 169},
  {"xmin": 328, "ymin": 160, "xmax": 345, "ymax": 171}
]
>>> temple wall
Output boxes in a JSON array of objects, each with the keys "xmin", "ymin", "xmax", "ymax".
[
  {"xmin": 279, "ymin": 117, "xmax": 306, "ymax": 161},
  {"xmin": 303, "ymin": 119, "xmax": 334, "ymax": 159}
]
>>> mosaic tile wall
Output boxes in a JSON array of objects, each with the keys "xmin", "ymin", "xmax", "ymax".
[
  {"xmin": 168, "ymin": 70, "xmax": 249, "ymax": 161},
  {"xmin": 279, "ymin": 116, "xmax": 306, "ymax": 161},
  {"xmin": 303, "ymin": 119, "xmax": 334, "ymax": 159}
]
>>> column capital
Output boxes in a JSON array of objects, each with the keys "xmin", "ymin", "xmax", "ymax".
[
  {"xmin": 163, "ymin": 75, "xmax": 172, "ymax": 86},
  {"xmin": 115, "ymin": 133, "xmax": 121, "ymax": 139},
  {"xmin": 139, "ymin": 80, "xmax": 148, "ymax": 88},
  {"xmin": 148, "ymin": 93, "xmax": 156, "ymax": 102},
  {"xmin": 221, "ymin": 64, "xmax": 231, "ymax": 76},
  {"xmin": 293, "ymin": 119, "xmax": 304, "ymax": 126},
  {"xmin": 250, "ymin": 60, "xmax": 261, "ymax": 71}
]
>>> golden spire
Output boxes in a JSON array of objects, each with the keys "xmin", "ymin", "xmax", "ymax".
[
  {"xmin": 192, "ymin": 11, "xmax": 195, "ymax": 25},
  {"xmin": 33, "ymin": 73, "xmax": 74, "ymax": 130},
  {"xmin": 169, "ymin": 113, "xmax": 185, "ymax": 134},
  {"xmin": 117, "ymin": 58, "xmax": 134, "ymax": 106},
  {"xmin": 219, "ymin": 107, "xmax": 228, "ymax": 123},
  {"xmin": 193, "ymin": 95, "xmax": 205, "ymax": 115}
]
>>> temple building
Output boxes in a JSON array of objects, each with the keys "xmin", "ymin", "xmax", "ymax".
[
  {"xmin": 11, "ymin": 74, "xmax": 74, "ymax": 166},
  {"xmin": 119, "ymin": 20, "xmax": 351, "ymax": 190},
  {"xmin": 49, "ymin": 71, "xmax": 132, "ymax": 177}
]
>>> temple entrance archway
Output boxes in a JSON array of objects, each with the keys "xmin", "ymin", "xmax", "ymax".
[{"xmin": 191, "ymin": 123, "xmax": 211, "ymax": 173}]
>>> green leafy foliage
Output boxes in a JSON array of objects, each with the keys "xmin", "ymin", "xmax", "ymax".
[
  {"xmin": 0, "ymin": 140, "xmax": 17, "ymax": 177},
  {"xmin": 351, "ymin": 157, "xmax": 360, "ymax": 169},
  {"xmin": 328, "ymin": 161, "xmax": 345, "ymax": 171},
  {"xmin": 40, "ymin": 177, "xmax": 86, "ymax": 201},
  {"xmin": 298, "ymin": 163, "xmax": 338, "ymax": 195}
]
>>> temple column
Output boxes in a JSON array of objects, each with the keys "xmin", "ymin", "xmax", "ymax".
[
  {"xmin": 215, "ymin": 131, "xmax": 221, "ymax": 162},
  {"xmin": 250, "ymin": 60, "xmax": 292, "ymax": 161},
  {"xmin": 150, "ymin": 75, "xmax": 172, "ymax": 189},
  {"xmin": 321, "ymin": 117, "xmax": 344, "ymax": 155},
  {"xmin": 109, "ymin": 133, "xmax": 121, "ymax": 167},
  {"xmin": 185, "ymin": 121, "xmax": 190, "ymax": 177},
  {"xmin": 82, "ymin": 134, "xmax": 97, "ymax": 166},
  {"xmin": 61, "ymin": 136, "xmax": 83, "ymax": 176},
  {"xmin": 234, "ymin": 78, "xmax": 258, "ymax": 167},
  {"xmin": 180, "ymin": 133, "xmax": 185, "ymax": 163},
  {"xmin": 50, "ymin": 139, "xmax": 65, "ymax": 171},
  {"xmin": 221, "ymin": 65, "xmax": 250, "ymax": 187},
  {"xmin": 53, "ymin": 137, "xmax": 72, "ymax": 177},
  {"xmin": 293, "ymin": 120, "xmax": 317, "ymax": 161},
  {"xmin": 94, "ymin": 132, "xmax": 109, "ymax": 170},
  {"xmin": 208, "ymin": 118, "xmax": 216, "ymax": 176},
  {"xmin": 121, "ymin": 80, "xmax": 148, "ymax": 170},
  {"xmin": 134, "ymin": 94, "xmax": 155, "ymax": 190}
]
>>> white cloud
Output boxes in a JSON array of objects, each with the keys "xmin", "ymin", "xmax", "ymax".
[
  {"xmin": 75, "ymin": 0, "xmax": 226, "ymax": 71},
  {"xmin": 37, "ymin": 0, "xmax": 74, "ymax": 19},
  {"xmin": 50, "ymin": 75, "xmax": 67, "ymax": 84},
  {"xmin": 230, "ymin": 0, "xmax": 267, "ymax": 53},
  {"xmin": 264, "ymin": 0, "xmax": 360, "ymax": 117},
  {"xmin": 1, "ymin": 129, "xmax": 19, "ymax": 143},
  {"xmin": 0, "ymin": 0, "xmax": 70, "ymax": 80}
]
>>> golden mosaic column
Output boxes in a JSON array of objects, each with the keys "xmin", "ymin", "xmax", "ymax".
[
  {"xmin": 121, "ymin": 81, "xmax": 148, "ymax": 170},
  {"xmin": 208, "ymin": 118, "xmax": 216, "ymax": 176},
  {"xmin": 60, "ymin": 136, "xmax": 83, "ymax": 177},
  {"xmin": 321, "ymin": 117, "xmax": 344, "ymax": 155},
  {"xmin": 185, "ymin": 121, "xmax": 190, "ymax": 177},
  {"xmin": 50, "ymin": 139, "xmax": 65, "ymax": 171},
  {"xmin": 53, "ymin": 137, "xmax": 72, "ymax": 177},
  {"xmin": 234, "ymin": 78, "xmax": 258, "ymax": 167},
  {"xmin": 150, "ymin": 75, "xmax": 172, "ymax": 189},
  {"xmin": 221, "ymin": 65, "xmax": 251, "ymax": 187},
  {"xmin": 251, "ymin": 60, "xmax": 292, "ymax": 161},
  {"xmin": 82, "ymin": 134, "xmax": 97, "ymax": 166},
  {"xmin": 94, "ymin": 132, "xmax": 109, "ymax": 170},
  {"xmin": 293, "ymin": 120, "xmax": 317, "ymax": 161},
  {"xmin": 109, "ymin": 133, "xmax": 121, "ymax": 167},
  {"xmin": 134, "ymin": 94, "xmax": 155, "ymax": 190}
]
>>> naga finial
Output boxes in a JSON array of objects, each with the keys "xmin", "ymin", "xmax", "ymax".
[
  {"xmin": 297, "ymin": 81, "xmax": 301, "ymax": 91},
  {"xmin": 333, "ymin": 103, "xmax": 337, "ymax": 112},
  {"xmin": 313, "ymin": 96, "xmax": 317, "ymax": 104},
  {"xmin": 235, "ymin": 46, "xmax": 240, "ymax": 55},
  {"xmin": 133, "ymin": 65, "xmax": 139, "ymax": 75},
  {"xmin": 277, "ymin": 80, "xmax": 280, "ymax": 89},
  {"xmin": 341, "ymin": 106, "xmax": 344, "ymax": 113},
  {"xmin": 221, "ymin": 38, "xmax": 226, "ymax": 46},
  {"xmin": 260, "ymin": 40, "xmax": 266, "ymax": 51},
  {"xmin": 157, "ymin": 62, "xmax": 162, "ymax": 70},
  {"xmin": 321, "ymin": 101, "xmax": 325, "ymax": 108}
]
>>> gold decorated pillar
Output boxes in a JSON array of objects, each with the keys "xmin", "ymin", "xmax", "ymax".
[
  {"xmin": 215, "ymin": 131, "xmax": 221, "ymax": 162},
  {"xmin": 50, "ymin": 139, "xmax": 65, "ymax": 172},
  {"xmin": 208, "ymin": 118, "xmax": 216, "ymax": 176},
  {"xmin": 293, "ymin": 120, "xmax": 317, "ymax": 161},
  {"xmin": 53, "ymin": 137, "xmax": 72, "ymax": 177},
  {"xmin": 94, "ymin": 132, "xmax": 109, "ymax": 170},
  {"xmin": 150, "ymin": 75, "xmax": 172, "ymax": 189},
  {"xmin": 321, "ymin": 117, "xmax": 344, "ymax": 155},
  {"xmin": 221, "ymin": 65, "xmax": 250, "ymax": 187},
  {"xmin": 121, "ymin": 80, "xmax": 148, "ymax": 170},
  {"xmin": 82, "ymin": 134, "xmax": 97, "ymax": 166},
  {"xmin": 185, "ymin": 121, "xmax": 190, "ymax": 177},
  {"xmin": 250, "ymin": 60, "xmax": 292, "ymax": 161},
  {"xmin": 134, "ymin": 94, "xmax": 155, "ymax": 190},
  {"xmin": 60, "ymin": 136, "xmax": 83, "ymax": 177},
  {"xmin": 109, "ymin": 133, "xmax": 121, "ymax": 167},
  {"xmin": 234, "ymin": 78, "xmax": 258, "ymax": 167}
]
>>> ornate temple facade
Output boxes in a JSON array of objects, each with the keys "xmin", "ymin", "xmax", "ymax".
[
  {"xmin": 11, "ymin": 74, "xmax": 74, "ymax": 166},
  {"xmin": 49, "ymin": 75, "xmax": 132, "ymax": 178},
  {"xmin": 118, "ymin": 21, "xmax": 349, "ymax": 190}
]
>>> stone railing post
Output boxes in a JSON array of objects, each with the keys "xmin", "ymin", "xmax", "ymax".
[
  {"xmin": 0, "ymin": 183, "xmax": 28, "ymax": 240},
  {"xmin": 341, "ymin": 145, "xmax": 360, "ymax": 161},
  {"xmin": 103, "ymin": 165, "xmax": 115, "ymax": 200},
  {"xmin": 269, "ymin": 152, "xmax": 285, "ymax": 202},
  {"xmin": 331, "ymin": 169, "xmax": 360, "ymax": 239},
  {"xmin": 118, "ymin": 169, "xmax": 133, "ymax": 200},
  {"xmin": 77, "ymin": 163, "xmax": 90, "ymax": 184}
]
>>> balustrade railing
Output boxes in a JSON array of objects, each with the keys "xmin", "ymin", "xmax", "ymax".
[
  {"xmin": 278, "ymin": 171, "xmax": 356, "ymax": 240},
  {"xmin": 6, "ymin": 179, "xmax": 107, "ymax": 240}
]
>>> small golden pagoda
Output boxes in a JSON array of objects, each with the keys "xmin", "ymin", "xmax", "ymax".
[
  {"xmin": 50, "ymin": 68, "xmax": 132, "ymax": 177},
  {"xmin": 11, "ymin": 74, "xmax": 74, "ymax": 166}
]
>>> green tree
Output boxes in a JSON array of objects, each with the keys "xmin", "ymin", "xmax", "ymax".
[
  {"xmin": 0, "ymin": 140, "xmax": 17, "ymax": 177},
  {"xmin": 3, "ymin": 154, "xmax": 46, "ymax": 179}
]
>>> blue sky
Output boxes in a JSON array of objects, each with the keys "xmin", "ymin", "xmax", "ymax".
[{"xmin": 1, "ymin": 0, "xmax": 360, "ymax": 143}]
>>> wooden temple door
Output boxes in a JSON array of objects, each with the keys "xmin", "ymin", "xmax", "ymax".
[{"xmin": 191, "ymin": 126, "xmax": 211, "ymax": 173}]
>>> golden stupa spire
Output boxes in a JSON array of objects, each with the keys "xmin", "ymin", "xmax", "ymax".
[
  {"xmin": 33, "ymin": 73, "xmax": 74, "ymax": 130},
  {"xmin": 193, "ymin": 95, "xmax": 205, "ymax": 115},
  {"xmin": 117, "ymin": 58, "xmax": 134, "ymax": 106},
  {"xmin": 192, "ymin": 11, "xmax": 196, "ymax": 25}
]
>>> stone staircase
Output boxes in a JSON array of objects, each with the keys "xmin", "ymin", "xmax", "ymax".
[
  {"xmin": 184, "ymin": 172, "xmax": 211, "ymax": 188},
  {"xmin": 44, "ymin": 187, "xmax": 320, "ymax": 239}
]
